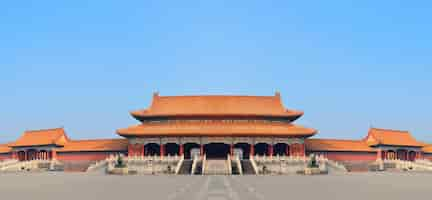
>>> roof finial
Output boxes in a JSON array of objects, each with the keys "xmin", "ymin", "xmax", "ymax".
[
  {"xmin": 275, "ymin": 91, "xmax": 281, "ymax": 97},
  {"xmin": 153, "ymin": 91, "xmax": 160, "ymax": 98}
]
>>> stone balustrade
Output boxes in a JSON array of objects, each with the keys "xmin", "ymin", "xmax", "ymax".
[{"xmin": 126, "ymin": 155, "xmax": 182, "ymax": 174}]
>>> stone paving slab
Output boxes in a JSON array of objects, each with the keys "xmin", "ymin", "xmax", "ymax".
[{"xmin": 0, "ymin": 172, "xmax": 431, "ymax": 200}]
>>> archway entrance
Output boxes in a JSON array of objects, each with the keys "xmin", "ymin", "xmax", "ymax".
[
  {"xmin": 255, "ymin": 143, "xmax": 268, "ymax": 156},
  {"xmin": 184, "ymin": 143, "xmax": 200, "ymax": 159},
  {"xmin": 27, "ymin": 149, "xmax": 37, "ymax": 160},
  {"xmin": 274, "ymin": 143, "xmax": 288, "ymax": 156},
  {"xmin": 408, "ymin": 151, "xmax": 417, "ymax": 161},
  {"xmin": 397, "ymin": 149, "xmax": 407, "ymax": 160},
  {"xmin": 145, "ymin": 143, "xmax": 160, "ymax": 156},
  {"xmin": 165, "ymin": 143, "xmax": 179, "ymax": 156},
  {"xmin": 204, "ymin": 143, "xmax": 229, "ymax": 159},
  {"xmin": 17, "ymin": 151, "xmax": 26, "ymax": 161},
  {"xmin": 234, "ymin": 143, "xmax": 250, "ymax": 159},
  {"xmin": 387, "ymin": 150, "xmax": 396, "ymax": 160}
]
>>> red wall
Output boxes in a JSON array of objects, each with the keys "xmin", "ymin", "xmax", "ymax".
[
  {"xmin": 424, "ymin": 153, "xmax": 432, "ymax": 161},
  {"xmin": 57, "ymin": 151, "xmax": 124, "ymax": 161},
  {"xmin": 307, "ymin": 151, "xmax": 377, "ymax": 161},
  {"xmin": 57, "ymin": 151, "xmax": 126, "ymax": 172},
  {"xmin": 0, "ymin": 153, "xmax": 11, "ymax": 161}
]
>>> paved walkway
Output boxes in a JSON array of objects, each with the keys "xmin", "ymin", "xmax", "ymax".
[{"xmin": 0, "ymin": 172, "xmax": 431, "ymax": 200}]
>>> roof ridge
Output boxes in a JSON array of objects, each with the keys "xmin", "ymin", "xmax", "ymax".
[
  {"xmin": 25, "ymin": 127, "xmax": 64, "ymax": 133},
  {"xmin": 69, "ymin": 138, "xmax": 126, "ymax": 142},
  {"xmin": 157, "ymin": 94, "xmax": 279, "ymax": 98},
  {"xmin": 308, "ymin": 138, "xmax": 364, "ymax": 142},
  {"xmin": 371, "ymin": 127, "xmax": 409, "ymax": 133}
]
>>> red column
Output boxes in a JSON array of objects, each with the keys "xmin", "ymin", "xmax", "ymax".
[
  {"xmin": 141, "ymin": 145, "xmax": 145, "ymax": 157},
  {"xmin": 200, "ymin": 144, "xmax": 204, "ymax": 157},
  {"xmin": 128, "ymin": 144, "xmax": 134, "ymax": 157},
  {"xmin": 268, "ymin": 144, "xmax": 274, "ymax": 157},
  {"xmin": 12, "ymin": 151, "xmax": 17, "ymax": 160},
  {"xmin": 250, "ymin": 144, "xmax": 254, "ymax": 158},
  {"xmin": 179, "ymin": 144, "xmax": 184, "ymax": 156},
  {"xmin": 230, "ymin": 144, "xmax": 234, "ymax": 157},
  {"xmin": 160, "ymin": 144, "xmax": 165, "ymax": 159},
  {"xmin": 289, "ymin": 144, "xmax": 294, "ymax": 157},
  {"xmin": 301, "ymin": 143, "xmax": 306, "ymax": 157},
  {"xmin": 51, "ymin": 150, "xmax": 57, "ymax": 160},
  {"xmin": 286, "ymin": 145, "xmax": 290, "ymax": 156}
]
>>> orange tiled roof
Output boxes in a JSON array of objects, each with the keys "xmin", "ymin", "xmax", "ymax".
[
  {"xmin": 0, "ymin": 144, "xmax": 11, "ymax": 153},
  {"xmin": 365, "ymin": 128, "xmax": 423, "ymax": 147},
  {"xmin": 58, "ymin": 139, "xmax": 128, "ymax": 152},
  {"xmin": 423, "ymin": 144, "xmax": 432, "ymax": 153},
  {"xmin": 305, "ymin": 139, "xmax": 376, "ymax": 152},
  {"xmin": 117, "ymin": 121, "xmax": 317, "ymax": 137},
  {"xmin": 9, "ymin": 128, "xmax": 69, "ymax": 147},
  {"xmin": 131, "ymin": 93, "xmax": 303, "ymax": 119}
]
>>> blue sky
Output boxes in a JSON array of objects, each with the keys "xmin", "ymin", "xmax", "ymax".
[{"xmin": 1, "ymin": 1, "xmax": 431, "ymax": 143}]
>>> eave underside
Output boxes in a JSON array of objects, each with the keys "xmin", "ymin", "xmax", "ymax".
[{"xmin": 117, "ymin": 122, "xmax": 317, "ymax": 137}]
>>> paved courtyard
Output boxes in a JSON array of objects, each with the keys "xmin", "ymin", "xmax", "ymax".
[{"xmin": 0, "ymin": 172, "xmax": 430, "ymax": 200}]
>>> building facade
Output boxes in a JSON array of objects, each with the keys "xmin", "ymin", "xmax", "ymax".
[{"xmin": 0, "ymin": 92, "xmax": 431, "ymax": 172}]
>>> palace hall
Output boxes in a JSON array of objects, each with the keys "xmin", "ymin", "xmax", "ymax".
[{"xmin": 1, "ymin": 92, "xmax": 431, "ymax": 174}]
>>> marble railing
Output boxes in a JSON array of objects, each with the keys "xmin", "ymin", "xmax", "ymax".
[
  {"xmin": 1, "ymin": 159, "xmax": 53, "ymax": 172},
  {"xmin": 201, "ymin": 154, "xmax": 207, "ymax": 175},
  {"xmin": 126, "ymin": 155, "xmax": 182, "ymax": 174},
  {"xmin": 174, "ymin": 156, "xmax": 184, "ymax": 175},
  {"xmin": 253, "ymin": 154, "xmax": 347, "ymax": 174},
  {"xmin": 0, "ymin": 159, "xmax": 19, "ymax": 168},
  {"xmin": 87, "ymin": 154, "xmax": 119, "ymax": 172},
  {"xmin": 415, "ymin": 159, "xmax": 432, "ymax": 166},
  {"xmin": 233, "ymin": 155, "xmax": 242, "ymax": 175},
  {"xmin": 249, "ymin": 158, "xmax": 259, "ymax": 175},
  {"xmin": 191, "ymin": 155, "xmax": 200, "ymax": 175},
  {"xmin": 384, "ymin": 159, "xmax": 432, "ymax": 171},
  {"xmin": 227, "ymin": 154, "xmax": 232, "ymax": 175}
]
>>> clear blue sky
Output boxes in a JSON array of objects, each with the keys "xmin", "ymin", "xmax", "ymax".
[{"xmin": 1, "ymin": 1, "xmax": 431, "ymax": 143}]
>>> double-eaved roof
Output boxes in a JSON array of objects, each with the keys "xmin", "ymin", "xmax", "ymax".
[
  {"xmin": 131, "ymin": 93, "xmax": 303, "ymax": 119},
  {"xmin": 120, "ymin": 93, "xmax": 316, "ymax": 137},
  {"xmin": 117, "ymin": 121, "xmax": 317, "ymax": 137}
]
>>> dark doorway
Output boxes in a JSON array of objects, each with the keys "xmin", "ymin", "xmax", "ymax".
[
  {"xmin": 274, "ymin": 143, "xmax": 288, "ymax": 156},
  {"xmin": 255, "ymin": 143, "xmax": 269, "ymax": 156},
  {"xmin": 184, "ymin": 143, "xmax": 200, "ymax": 159},
  {"xmin": 204, "ymin": 143, "xmax": 229, "ymax": 159},
  {"xmin": 165, "ymin": 143, "xmax": 179, "ymax": 156},
  {"xmin": 145, "ymin": 143, "xmax": 160, "ymax": 156},
  {"xmin": 408, "ymin": 151, "xmax": 417, "ymax": 161},
  {"xmin": 397, "ymin": 149, "xmax": 407, "ymax": 160},
  {"xmin": 18, "ymin": 151, "xmax": 26, "ymax": 161},
  {"xmin": 27, "ymin": 149, "xmax": 37, "ymax": 160},
  {"xmin": 234, "ymin": 143, "xmax": 250, "ymax": 159}
]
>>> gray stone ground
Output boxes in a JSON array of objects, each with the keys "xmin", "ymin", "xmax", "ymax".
[{"xmin": 0, "ymin": 172, "xmax": 431, "ymax": 200}]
